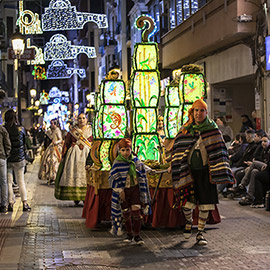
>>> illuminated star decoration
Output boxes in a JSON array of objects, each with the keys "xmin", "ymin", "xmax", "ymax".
[
  {"xmin": 47, "ymin": 60, "xmax": 86, "ymax": 79},
  {"xmin": 27, "ymin": 38, "xmax": 45, "ymax": 65},
  {"xmin": 42, "ymin": 0, "xmax": 108, "ymax": 31},
  {"xmin": 32, "ymin": 65, "xmax": 47, "ymax": 80},
  {"xmin": 44, "ymin": 34, "xmax": 96, "ymax": 61},
  {"xmin": 40, "ymin": 90, "xmax": 50, "ymax": 105},
  {"xmin": 17, "ymin": 0, "xmax": 43, "ymax": 34}
]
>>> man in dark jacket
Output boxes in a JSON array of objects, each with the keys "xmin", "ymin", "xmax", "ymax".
[{"xmin": 228, "ymin": 129, "xmax": 258, "ymax": 196}]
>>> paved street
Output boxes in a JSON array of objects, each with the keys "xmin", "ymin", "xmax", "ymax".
[{"xmin": 1, "ymin": 158, "xmax": 270, "ymax": 270}]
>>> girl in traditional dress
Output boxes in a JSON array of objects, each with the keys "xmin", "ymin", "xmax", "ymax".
[
  {"xmin": 55, "ymin": 113, "xmax": 93, "ymax": 206},
  {"xmin": 38, "ymin": 119, "xmax": 63, "ymax": 184}
]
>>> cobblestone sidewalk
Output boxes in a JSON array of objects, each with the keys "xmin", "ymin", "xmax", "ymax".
[{"xmin": 1, "ymin": 159, "xmax": 270, "ymax": 270}]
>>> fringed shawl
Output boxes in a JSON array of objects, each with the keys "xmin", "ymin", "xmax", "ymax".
[
  {"xmin": 171, "ymin": 128, "xmax": 235, "ymax": 190},
  {"xmin": 108, "ymin": 156, "xmax": 151, "ymax": 235}
]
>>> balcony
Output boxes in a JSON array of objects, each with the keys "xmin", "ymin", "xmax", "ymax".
[{"xmin": 161, "ymin": 0, "xmax": 259, "ymax": 69}]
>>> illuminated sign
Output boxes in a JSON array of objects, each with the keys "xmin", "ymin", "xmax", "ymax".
[
  {"xmin": 17, "ymin": 0, "xmax": 43, "ymax": 35},
  {"xmin": 42, "ymin": 0, "xmax": 108, "ymax": 31},
  {"xmin": 47, "ymin": 60, "xmax": 86, "ymax": 79},
  {"xmin": 44, "ymin": 34, "xmax": 96, "ymax": 61}
]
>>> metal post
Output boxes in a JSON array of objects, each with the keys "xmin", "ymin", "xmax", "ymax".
[{"xmin": 17, "ymin": 58, "xmax": 22, "ymax": 124}]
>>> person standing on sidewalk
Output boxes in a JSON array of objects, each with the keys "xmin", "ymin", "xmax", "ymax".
[
  {"xmin": 170, "ymin": 99, "xmax": 234, "ymax": 245},
  {"xmin": 38, "ymin": 119, "xmax": 63, "ymax": 185},
  {"xmin": 0, "ymin": 124, "xmax": 11, "ymax": 213},
  {"xmin": 54, "ymin": 113, "xmax": 92, "ymax": 206},
  {"xmin": 108, "ymin": 138, "xmax": 151, "ymax": 245},
  {"xmin": 4, "ymin": 109, "xmax": 31, "ymax": 212}
]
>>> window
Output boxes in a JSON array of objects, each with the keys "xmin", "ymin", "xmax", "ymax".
[
  {"xmin": 6, "ymin": 16, "xmax": 13, "ymax": 39},
  {"xmin": 175, "ymin": 0, "xmax": 206, "ymax": 26}
]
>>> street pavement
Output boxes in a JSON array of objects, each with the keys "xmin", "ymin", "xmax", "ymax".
[{"xmin": 1, "ymin": 157, "xmax": 270, "ymax": 270}]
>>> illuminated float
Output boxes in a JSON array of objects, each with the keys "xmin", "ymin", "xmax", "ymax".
[{"xmin": 82, "ymin": 18, "xmax": 220, "ymax": 229}]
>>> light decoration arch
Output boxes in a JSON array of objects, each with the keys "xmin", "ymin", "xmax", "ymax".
[
  {"xmin": 44, "ymin": 34, "xmax": 96, "ymax": 61},
  {"xmin": 42, "ymin": 0, "xmax": 108, "ymax": 31},
  {"xmin": 47, "ymin": 60, "xmax": 86, "ymax": 79}
]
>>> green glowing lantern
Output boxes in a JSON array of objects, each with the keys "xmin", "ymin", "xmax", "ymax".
[
  {"xmin": 164, "ymin": 85, "xmax": 181, "ymax": 138},
  {"xmin": 93, "ymin": 92, "xmax": 101, "ymax": 139},
  {"xmin": 97, "ymin": 79, "xmax": 127, "ymax": 139},
  {"xmin": 178, "ymin": 64, "xmax": 207, "ymax": 124},
  {"xmin": 92, "ymin": 71, "xmax": 128, "ymax": 171},
  {"xmin": 131, "ymin": 15, "xmax": 161, "ymax": 161}
]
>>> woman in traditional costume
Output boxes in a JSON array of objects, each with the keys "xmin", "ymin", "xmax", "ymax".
[
  {"xmin": 55, "ymin": 113, "xmax": 92, "ymax": 206},
  {"xmin": 38, "ymin": 119, "xmax": 63, "ymax": 184}
]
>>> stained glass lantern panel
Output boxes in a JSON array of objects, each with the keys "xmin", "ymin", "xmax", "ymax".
[
  {"xmin": 165, "ymin": 86, "xmax": 180, "ymax": 107},
  {"xmin": 179, "ymin": 73, "xmax": 206, "ymax": 103},
  {"xmin": 134, "ymin": 108, "xmax": 157, "ymax": 133},
  {"xmin": 133, "ymin": 134, "xmax": 160, "ymax": 161},
  {"xmin": 93, "ymin": 111, "xmax": 100, "ymax": 139},
  {"xmin": 133, "ymin": 44, "xmax": 158, "ymax": 70},
  {"xmin": 102, "ymin": 80, "xmax": 125, "ymax": 104},
  {"xmin": 101, "ymin": 105, "xmax": 127, "ymax": 139},
  {"xmin": 164, "ymin": 107, "xmax": 180, "ymax": 138},
  {"xmin": 95, "ymin": 93, "xmax": 101, "ymax": 111},
  {"xmin": 99, "ymin": 140, "xmax": 112, "ymax": 171},
  {"xmin": 132, "ymin": 71, "xmax": 160, "ymax": 107},
  {"xmin": 97, "ymin": 108, "xmax": 103, "ymax": 138},
  {"xmin": 179, "ymin": 103, "xmax": 193, "ymax": 125}
]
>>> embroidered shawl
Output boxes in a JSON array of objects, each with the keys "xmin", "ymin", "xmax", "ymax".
[
  {"xmin": 171, "ymin": 128, "xmax": 235, "ymax": 190},
  {"xmin": 108, "ymin": 156, "xmax": 151, "ymax": 235}
]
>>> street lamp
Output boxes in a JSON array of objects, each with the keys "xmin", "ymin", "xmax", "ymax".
[
  {"xmin": 11, "ymin": 28, "xmax": 25, "ymax": 124},
  {"xmin": 30, "ymin": 88, "xmax": 36, "ymax": 106},
  {"xmin": 34, "ymin": 100, "xmax": 40, "ymax": 107}
]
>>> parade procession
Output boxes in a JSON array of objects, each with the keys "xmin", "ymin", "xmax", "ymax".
[{"xmin": 1, "ymin": 1, "xmax": 270, "ymax": 269}]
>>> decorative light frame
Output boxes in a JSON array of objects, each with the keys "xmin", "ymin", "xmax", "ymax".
[
  {"xmin": 32, "ymin": 65, "xmax": 47, "ymax": 80},
  {"xmin": 44, "ymin": 34, "xmax": 96, "ymax": 61},
  {"xmin": 42, "ymin": 0, "xmax": 108, "ymax": 31},
  {"xmin": 47, "ymin": 60, "xmax": 86, "ymax": 79},
  {"xmin": 17, "ymin": 1, "xmax": 43, "ymax": 35},
  {"xmin": 27, "ymin": 38, "xmax": 45, "ymax": 65}
]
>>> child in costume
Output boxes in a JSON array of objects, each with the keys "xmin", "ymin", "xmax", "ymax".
[{"xmin": 108, "ymin": 138, "xmax": 151, "ymax": 245}]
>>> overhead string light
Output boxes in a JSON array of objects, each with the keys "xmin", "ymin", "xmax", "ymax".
[
  {"xmin": 42, "ymin": 0, "xmax": 108, "ymax": 31},
  {"xmin": 47, "ymin": 60, "xmax": 86, "ymax": 79},
  {"xmin": 44, "ymin": 34, "xmax": 96, "ymax": 61}
]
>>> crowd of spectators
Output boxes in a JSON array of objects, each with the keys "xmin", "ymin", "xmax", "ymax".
[{"xmin": 218, "ymin": 121, "xmax": 270, "ymax": 209}]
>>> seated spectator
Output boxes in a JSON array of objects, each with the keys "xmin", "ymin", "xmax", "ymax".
[
  {"xmin": 252, "ymin": 129, "xmax": 266, "ymax": 161},
  {"xmin": 228, "ymin": 133, "xmax": 242, "ymax": 156},
  {"xmin": 231, "ymin": 129, "xmax": 256, "ymax": 172},
  {"xmin": 237, "ymin": 134, "xmax": 270, "ymax": 205},
  {"xmin": 217, "ymin": 133, "xmax": 247, "ymax": 194},
  {"xmin": 252, "ymin": 161, "xmax": 270, "ymax": 208},
  {"xmin": 219, "ymin": 130, "xmax": 257, "ymax": 196},
  {"xmin": 216, "ymin": 116, "xmax": 233, "ymax": 148},
  {"xmin": 239, "ymin": 114, "xmax": 254, "ymax": 133},
  {"xmin": 229, "ymin": 130, "xmax": 266, "ymax": 197}
]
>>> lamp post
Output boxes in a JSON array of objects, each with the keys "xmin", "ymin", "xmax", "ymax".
[
  {"xmin": 11, "ymin": 28, "xmax": 25, "ymax": 124},
  {"xmin": 30, "ymin": 88, "xmax": 37, "ymax": 106}
]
